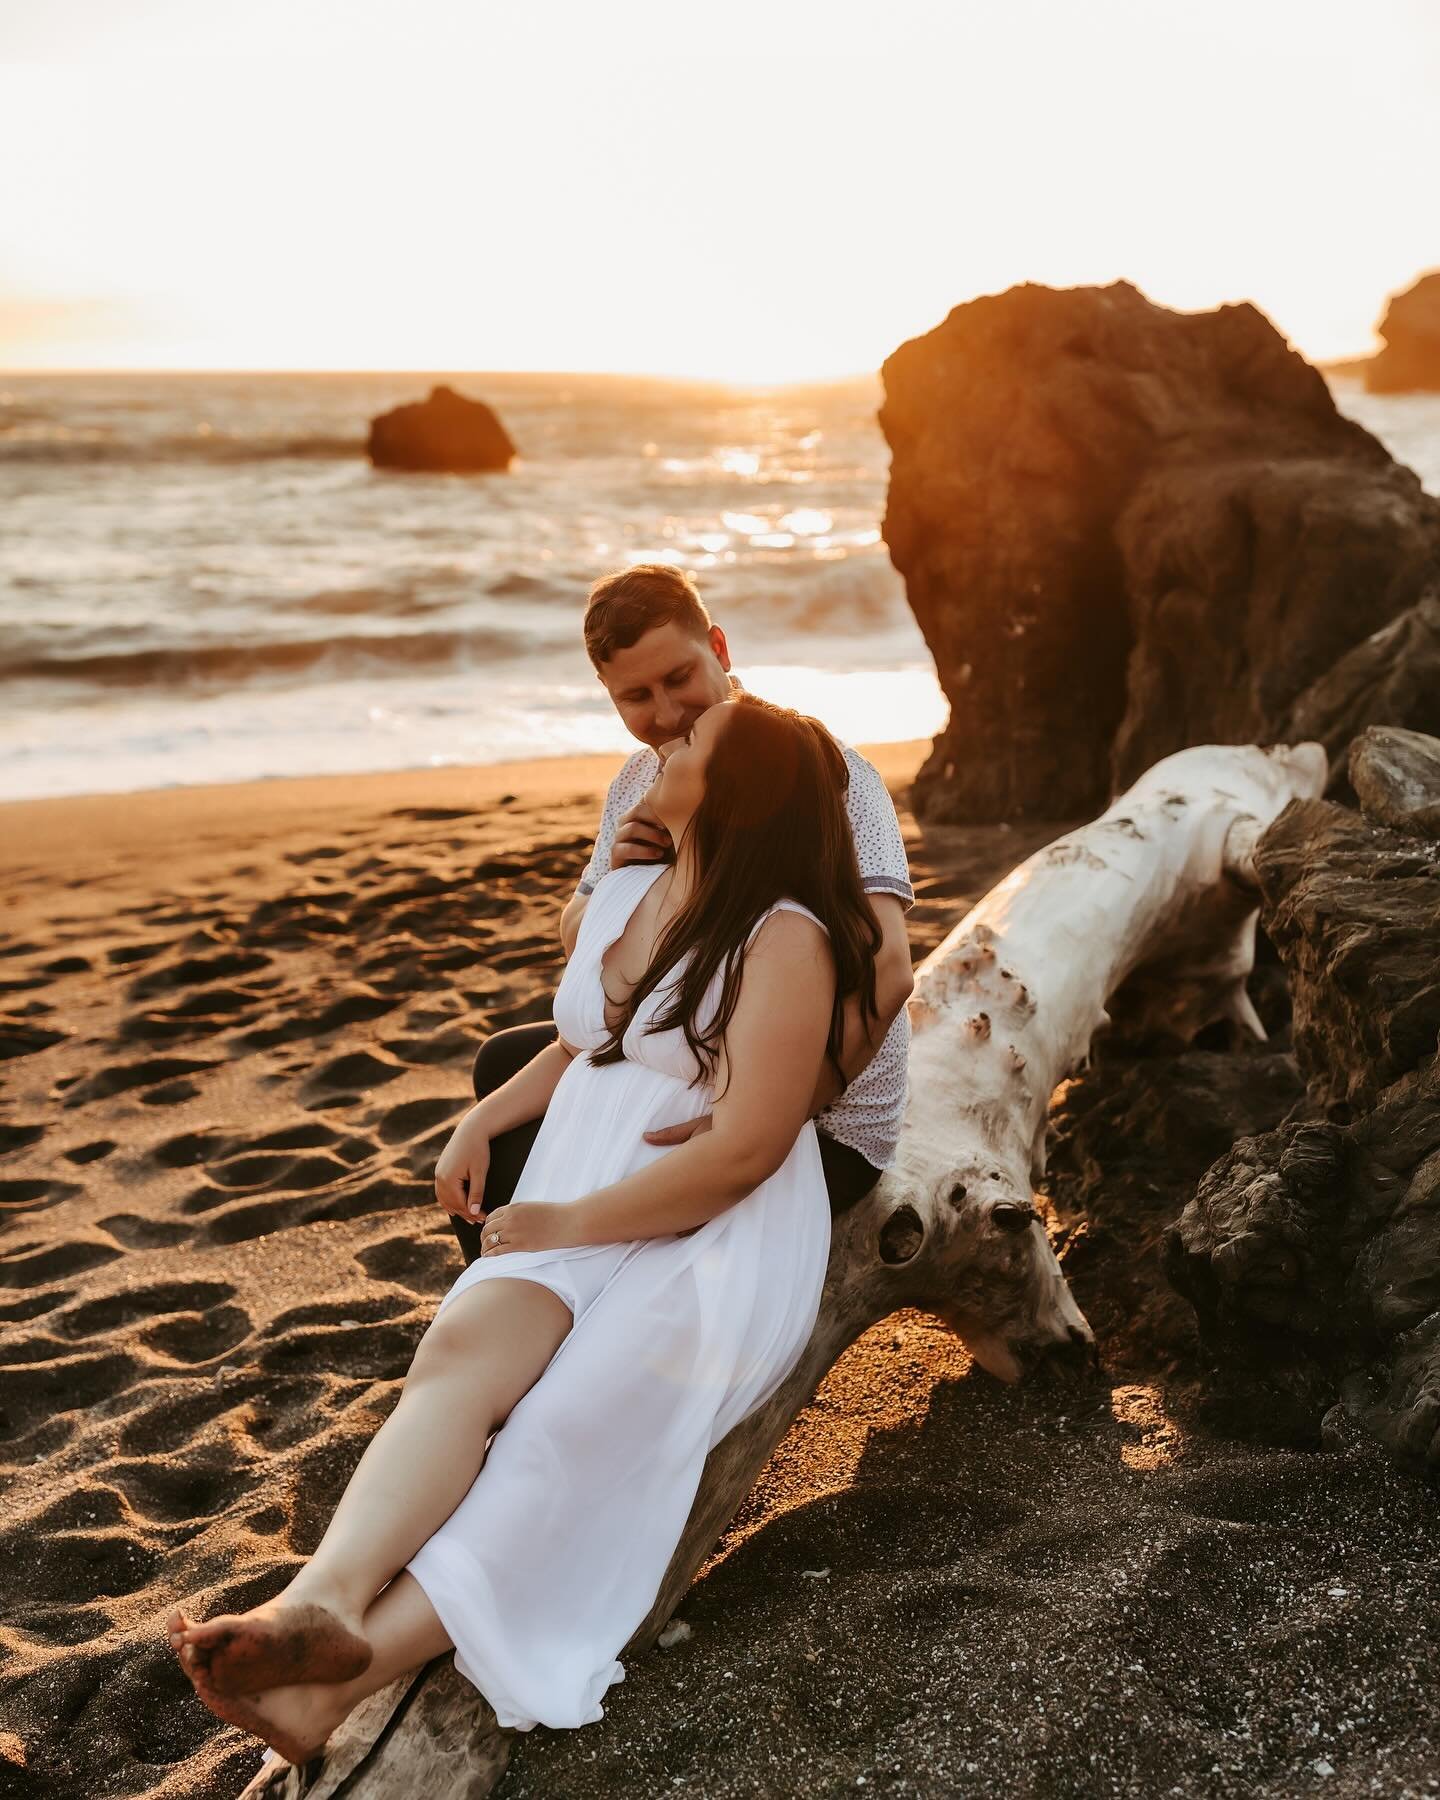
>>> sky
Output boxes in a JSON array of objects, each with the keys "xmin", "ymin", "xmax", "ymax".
[{"xmin": 1, "ymin": 0, "xmax": 1436, "ymax": 381}]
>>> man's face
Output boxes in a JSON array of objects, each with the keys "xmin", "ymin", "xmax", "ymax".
[{"xmin": 595, "ymin": 621, "xmax": 733, "ymax": 753}]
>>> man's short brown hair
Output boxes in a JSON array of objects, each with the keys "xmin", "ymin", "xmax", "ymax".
[{"xmin": 583, "ymin": 563, "xmax": 713, "ymax": 667}]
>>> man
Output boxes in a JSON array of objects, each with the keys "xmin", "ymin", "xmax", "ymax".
[{"xmin": 441, "ymin": 563, "xmax": 915, "ymax": 1262}]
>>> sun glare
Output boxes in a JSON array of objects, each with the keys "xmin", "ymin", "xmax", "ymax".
[{"xmin": 0, "ymin": 1, "xmax": 1436, "ymax": 375}]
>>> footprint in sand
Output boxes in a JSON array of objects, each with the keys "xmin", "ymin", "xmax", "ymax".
[
  {"xmin": 0, "ymin": 1018, "xmax": 68, "ymax": 1059},
  {"xmin": 120, "ymin": 986, "xmax": 265, "ymax": 1045},
  {"xmin": 4, "ymin": 1525, "xmax": 162, "ymax": 1602},
  {"xmin": 188, "ymin": 1171, "xmax": 407, "ymax": 1243},
  {"xmin": 388, "ymin": 805, "xmax": 480, "ymax": 821},
  {"xmin": 0, "ymin": 1177, "xmax": 83, "ymax": 1214},
  {"xmin": 107, "ymin": 1452, "xmax": 251, "ymax": 1523},
  {"xmin": 240, "ymin": 984, "xmax": 399, "ymax": 1049},
  {"xmin": 356, "ymin": 1232, "xmax": 459, "ymax": 1296},
  {"xmin": 42, "ymin": 954, "xmax": 91, "ymax": 975},
  {"xmin": 379, "ymin": 1028, "xmax": 475, "ymax": 1068},
  {"xmin": 141, "ymin": 1303, "xmax": 253, "ymax": 1364},
  {"xmin": 377, "ymin": 1097, "xmax": 461, "ymax": 1145},
  {"xmin": 0, "ymin": 1348, "xmax": 141, "ymax": 1436},
  {"xmin": 127, "ymin": 948, "xmax": 272, "ymax": 1002},
  {"xmin": 254, "ymin": 1296, "xmax": 420, "ymax": 1378},
  {"xmin": 0, "ymin": 1284, "xmax": 75, "ymax": 1325},
  {"xmin": 151, "ymin": 1129, "xmax": 233, "ymax": 1169},
  {"xmin": 64, "ymin": 1058, "xmax": 222, "ymax": 1108},
  {"xmin": 306, "ymin": 1049, "xmax": 406, "ymax": 1094},
  {"xmin": 57, "ymin": 1280, "xmax": 239, "ymax": 1338},
  {"xmin": 105, "ymin": 942, "xmax": 161, "ymax": 968},
  {"xmin": 206, "ymin": 1149, "xmax": 357, "ymax": 1193},
  {"xmin": 97, "ymin": 1213, "xmax": 192, "ymax": 1250},
  {"xmin": 65, "ymin": 1140, "xmax": 116, "ymax": 1165},
  {"xmin": 138, "ymin": 1078, "xmax": 204, "ymax": 1106},
  {"xmin": 0, "ymin": 1239, "xmax": 122, "ymax": 1288}
]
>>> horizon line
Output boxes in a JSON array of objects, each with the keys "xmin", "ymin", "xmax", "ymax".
[{"xmin": 0, "ymin": 345, "xmax": 1383, "ymax": 381}]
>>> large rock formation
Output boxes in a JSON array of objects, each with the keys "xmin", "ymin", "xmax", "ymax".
[
  {"xmin": 1364, "ymin": 269, "xmax": 1440, "ymax": 393},
  {"xmin": 367, "ymin": 385, "xmax": 516, "ymax": 473},
  {"xmin": 1164, "ymin": 727, "xmax": 1440, "ymax": 1468},
  {"xmin": 879, "ymin": 281, "xmax": 1440, "ymax": 823}
]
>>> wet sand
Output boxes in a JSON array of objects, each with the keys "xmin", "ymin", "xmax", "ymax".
[{"xmin": 1, "ymin": 745, "xmax": 1436, "ymax": 1800}]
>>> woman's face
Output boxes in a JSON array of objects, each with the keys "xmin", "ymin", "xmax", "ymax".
[{"xmin": 647, "ymin": 700, "xmax": 730, "ymax": 837}]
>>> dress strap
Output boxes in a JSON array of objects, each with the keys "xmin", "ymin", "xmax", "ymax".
[{"xmin": 749, "ymin": 897, "xmax": 829, "ymax": 940}]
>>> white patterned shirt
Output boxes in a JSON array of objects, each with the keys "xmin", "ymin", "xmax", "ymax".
[{"xmin": 574, "ymin": 741, "xmax": 913, "ymax": 1169}]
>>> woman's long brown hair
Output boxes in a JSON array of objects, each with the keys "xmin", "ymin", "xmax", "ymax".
[{"xmin": 590, "ymin": 693, "xmax": 882, "ymax": 1092}]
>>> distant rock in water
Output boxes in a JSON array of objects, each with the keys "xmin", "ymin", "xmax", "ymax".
[
  {"xmin": 879, "ymin": 280, "xmax": 1440, "ymax": 823},
  {"xmin": 366, "ymin": 384, "xmax": 517, "ymax": 473},
  {"xmin": 1364, "ymin": 269, "xmax": 1440, "ymax": 393}
]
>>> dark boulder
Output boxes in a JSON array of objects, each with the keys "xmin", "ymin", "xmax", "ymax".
[
  {"xmin": 1283, "ymin": 590, "xmax": 1440, "ymax": 798},
  {"xmin": 1364, "ymin": 269, "xmax": 1440, "ymax": 394},
  {"xmin": 367, "ymin": 385, "xmax": 516, "ymax": 473},
  {"xmin": 1164, "ymin": 731, "xmax": 1440, "ymax": 1469},
  {"xmin": 1349, "ymin": 722, "xmax": 1440, "ymax": 839},
  {"xmin": 1249, "ymin": 806, "xmax": 1440, "ymax": 1116},
  {"xmin": 879, "ymin": 280, "xmax": 1440, "ymax": 823}
]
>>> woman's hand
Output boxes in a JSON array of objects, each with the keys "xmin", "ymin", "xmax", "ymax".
[
  {"xmin": 479, "ymin": 1201, "xmax": 579, "ymax": 1257},
  {"xmin": 434, "ymin": 1106, "xmax": 492, "ymax": 1223}
]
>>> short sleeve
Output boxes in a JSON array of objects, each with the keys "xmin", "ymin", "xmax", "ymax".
[
  {"xmin": 575, "ymin": 750, "xmax": 659, "ymax": 896},
  {"xmin": 843, "ymin": 748, "xmax": 914, "ymax": 910}
]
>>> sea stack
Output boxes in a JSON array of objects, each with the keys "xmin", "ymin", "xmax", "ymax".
[
  {"xmin": 366, "ymin": 384, "xmax": 517, "ymax": 472},
  {"xmin": 879, "ymin": 280, "xmax": 1440, "ymax": 824},
  {"xmin": 1364, "ymin": 269, "xmax": 1440, "ymax": 393}
]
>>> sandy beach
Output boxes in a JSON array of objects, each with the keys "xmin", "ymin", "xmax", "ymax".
[{"xmin": 2, "ymin": 744, "xmax": 1437, "ymax": 1800}]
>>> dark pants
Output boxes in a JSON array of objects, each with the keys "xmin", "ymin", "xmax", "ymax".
[{"xmin": 448, "ymin": 1021, "xmax": 883, "ymax": 1268}]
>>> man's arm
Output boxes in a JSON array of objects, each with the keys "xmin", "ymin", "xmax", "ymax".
[{"xmin": 569, "ymin": 911, "xmax": 834, "ymax": 1242}]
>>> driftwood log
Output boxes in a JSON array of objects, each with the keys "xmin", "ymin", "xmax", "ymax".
[{"xmin": 241, "ymin": 738, "xmax": 1327, "ymax": 1799}]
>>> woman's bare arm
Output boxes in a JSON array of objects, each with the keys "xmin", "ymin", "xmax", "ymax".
[
  {"xmin": 434, "ymin": 1038, "xmax": 577, "ymax": 1220},
  {"xmin": 804, "ymin": 892, "xmax": 914, "ymax": 1113},
  {"xmin": 568, "ymin": 911, "xmax": 835, "ymax": 1244}
]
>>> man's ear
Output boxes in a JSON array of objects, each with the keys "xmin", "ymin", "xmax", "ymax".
[{"xmin": 709, "ymin": 624, "xmax": 731, "ymax": 672}]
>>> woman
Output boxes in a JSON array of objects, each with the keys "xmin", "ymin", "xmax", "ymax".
[{"xmin": 167, "ymin": 692, "xmax": 882, "ymax": 1763}]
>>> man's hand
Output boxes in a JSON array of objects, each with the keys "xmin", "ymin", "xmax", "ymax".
[
  {"xmin": 610, "ymin": 796, "xmax": 673, "ymax": 872},
  {"xmin": 643, "ymin": 1114, "xmax": 713, "ymax": 1148},
  {"xmin": 434, "ymin": 1107, "xmax": 492, "ymax": 1222},
  {"xmin": 478, "ymin": 1201, "xmax": 580, "ymax": 1256}
]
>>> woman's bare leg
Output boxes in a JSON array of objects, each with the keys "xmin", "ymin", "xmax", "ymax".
[
  {"xmin": 184, "ymin": 1574, "xmax": 451, "ymax": 1765},
  {"xmin": 170, "ymin": 1278, "xmax": 572, "ymax": 1697}
]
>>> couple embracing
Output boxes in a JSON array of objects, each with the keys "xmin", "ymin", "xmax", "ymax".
[{"xmin": 168, "ymin": 563, "xmax": 917, "ymax": 1763}]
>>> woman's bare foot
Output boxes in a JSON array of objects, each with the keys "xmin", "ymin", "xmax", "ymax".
[
  {"xmin": 185, "ymin": 1663, "xmax": 353, "ymax": 1768},
  {"xmin": 167, "ymin": 1598, "xmax": 371, "ymax": 1697}
]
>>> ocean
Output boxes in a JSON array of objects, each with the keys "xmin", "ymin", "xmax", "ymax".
[{"xmin": 1, "ymin": 370, "xmax": 1437, "ymax": 803}]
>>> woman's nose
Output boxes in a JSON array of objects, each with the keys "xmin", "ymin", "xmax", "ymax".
[{"xmin": 657, "ymin": 737, "xmax": 683, "ymax": 764}]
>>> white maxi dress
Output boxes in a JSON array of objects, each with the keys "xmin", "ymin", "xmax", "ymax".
[{"xmin": 405, "ymin": 861, "xmax": 832, "ymax": 1731}]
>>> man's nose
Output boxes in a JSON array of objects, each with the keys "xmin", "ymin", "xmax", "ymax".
[{"xmin": 653, "ymin": 693, "xmax": 686, "ymax": 731}]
